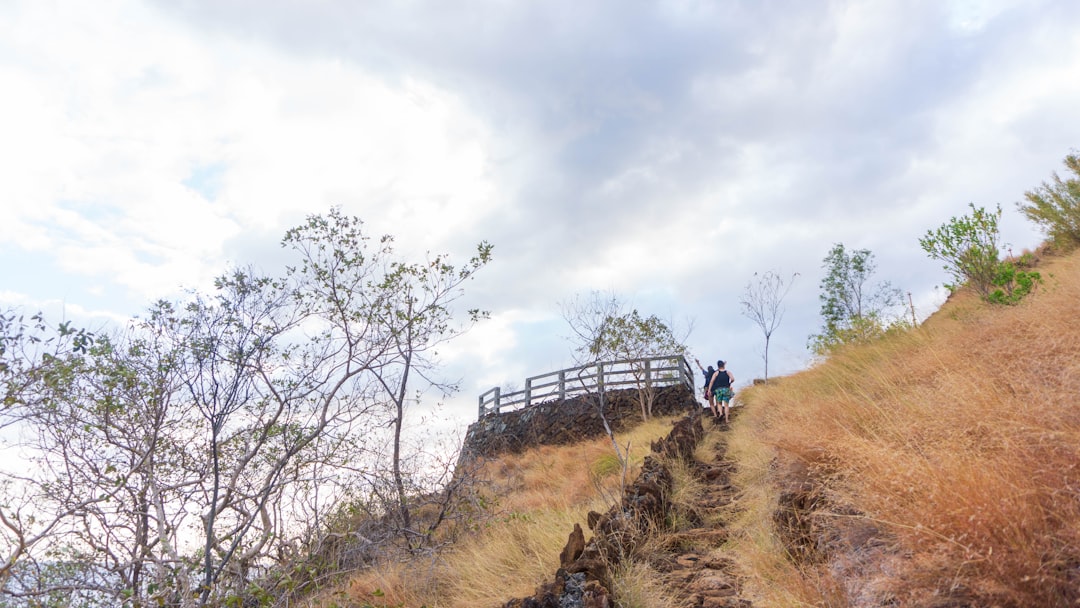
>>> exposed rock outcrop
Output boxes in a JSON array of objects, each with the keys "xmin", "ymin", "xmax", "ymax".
[{"xmin": 463, "ymin": 385, "xmax": 699, "ymax": 461}]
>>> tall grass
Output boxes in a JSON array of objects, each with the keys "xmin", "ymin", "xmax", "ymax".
[
  {"xmin": 729, "ymin": 252, "xmax": 1080, "ymax": 606},
  {"xmin": 343, "ymin": 415, "xmax": 681, "ymax": 607}
]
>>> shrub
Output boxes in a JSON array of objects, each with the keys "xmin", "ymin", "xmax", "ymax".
[
  {"xmin": 1018, "ymin": 152, "xmax": 1080, "ymax": 251},
  {"xmin": 986, "ymin": 253, "xmax": 1042, "ymax": 305},
  {"xmin": 921, "ymin": 204, "xmax": 1042, "ymax": 305},
  {"xmin": 920, "ymin": 203, "xmax": 1004, "ymax": 298}
]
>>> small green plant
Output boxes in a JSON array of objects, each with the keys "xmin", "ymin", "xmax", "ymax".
[
  {"xmin": 591, "ymin": 453, "xmax": 624, "ymax": 478},
  {"xmin": 1017, "ymin": 152, "xmax": 1080, "ymax": 251},
  {"xmin": 985, "ymin": 253, "xmax": 1042, "ymax": 305}
]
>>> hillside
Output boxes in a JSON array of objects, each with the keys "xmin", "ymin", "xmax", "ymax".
[
  {"xmin": 326, "ymin": 248, "xmax": 1080, "ymax": 608},
  {"xmin": 723, "ymin": 247, "xmax": 1080, "ymax": 606}
]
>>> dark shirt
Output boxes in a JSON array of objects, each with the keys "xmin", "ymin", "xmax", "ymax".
[{"xmin": 710, "ymin": 369, "xmax": 731, "ymax": 389}]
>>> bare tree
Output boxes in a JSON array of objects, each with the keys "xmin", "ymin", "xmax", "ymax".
[
  {"xmin": 739, "ymin": 270, "xmax": 798, "ymax": 382},
  {"xmin": 561, "ymin": 291, "xmax": 689, "ymax": 420},
  {"xmin": 283, "ymin": 212, "xmax": 492, "ymax": 551},
  {"xmin": 561, "ymin": 291, "xmax": 624, "ymax": 361},
  {"xmin": 0, "ymin": 209, "xmax": 491, "ymax": 607}
]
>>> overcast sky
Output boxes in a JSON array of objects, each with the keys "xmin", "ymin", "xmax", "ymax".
[{"xmin": 3, "ymin": 0, "xmax": 1079, "ymax": 429}]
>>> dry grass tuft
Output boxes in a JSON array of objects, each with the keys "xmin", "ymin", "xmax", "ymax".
[{"xmin": 610, "ymin": 559, "xmax": 685, "ymax": 608}]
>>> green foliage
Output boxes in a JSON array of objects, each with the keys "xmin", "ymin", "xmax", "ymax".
[
  {"xmin": 920, "ymin": 204, "xmax": 1041, "ymax": 304},
  {"xmin": 919, "ymin": 203, "xmax": 1004, "ymax": 298},
  {"xmin": 590, "ymin": 310, "xmax": 686, "ymax": 362},
  {"xmin": 563, "ymin": 293, "xmax": 687, "ymax": 365},
  {"xmin": 809, "ymin": 244, "xmax": 903, "ymax": 355},
  {"xmin": 1, "ymin": 310, "xmax": 95, "ymax": 410},
  {"xmin": 591, "ymin": 453, "xmax": 624, "ymax": 478},
  {"xmin": 986, "ymin": 253, "xmax": 1042, "ymax": 305},
  {"xmin": 1018, "ymin": 152, "xmax": 1080, "ymax": 251}
]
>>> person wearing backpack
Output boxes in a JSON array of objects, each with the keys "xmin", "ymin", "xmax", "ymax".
[
  {"xmin": 707, "ymin": 360, "xmax": 735, "ymax": 422},
  {"xmin": 694, "ymin": 358, "xmax": 716, "ymax": 414}
]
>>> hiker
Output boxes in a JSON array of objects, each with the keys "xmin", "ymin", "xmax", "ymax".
[
  {"xmin": 694, "ymin": 358, "xmax": 716, "ymax": 413},
  {"xmin": 707, "ymin": 360, "xmax": 735, "ymax": 422}
]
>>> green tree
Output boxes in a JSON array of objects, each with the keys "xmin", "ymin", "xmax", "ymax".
[
  {"xmin": 920, "ymin": 203, "xmax": 1040, "ymax": 305},
  {"xmin": 1018, "ymin": 152, "xmax": 1080, "ymax": 251},
  {"xmin": 809, "ymin": 244, "xmax": 903, "ymax": 355}
]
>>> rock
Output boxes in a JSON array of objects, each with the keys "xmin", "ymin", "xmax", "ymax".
[
  {"xmin": 675, "ymin": 553, "xmax": 703, "ymax": 568},
  {"xmin": 560, "ymin": 523, "xmax": 585, "ymax": 568}
]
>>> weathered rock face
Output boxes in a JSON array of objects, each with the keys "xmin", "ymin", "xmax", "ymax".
[{"xmin": 462, "ymin": 384, "xmax": 698, "ymax": 461}]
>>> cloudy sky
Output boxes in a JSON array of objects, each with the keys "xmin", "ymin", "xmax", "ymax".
[{"xmin": 2, "ymin": 0, "xmax": 1079, "ymax": 428}]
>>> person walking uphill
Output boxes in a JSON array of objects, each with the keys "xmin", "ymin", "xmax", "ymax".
[
  {"xmin": 694, "ymin": 358, "xmax": 717, "ymax": 413},
  {"xmin": 707, "ymin": 360, "xmax": 735, "ymax": 422}
]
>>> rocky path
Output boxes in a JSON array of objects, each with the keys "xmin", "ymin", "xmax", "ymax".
[
  {"xmin": 657, "ymin": 417, "xmax": 753, "ymax": 608},
  {"xmin": 501, "ymin": 412, "xmax": 756, "ymax": 608}
]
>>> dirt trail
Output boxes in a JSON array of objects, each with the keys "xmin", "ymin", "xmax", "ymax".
[{"xmin": 656, "ymin": 415, "xmax": 753, "ymax": 608}]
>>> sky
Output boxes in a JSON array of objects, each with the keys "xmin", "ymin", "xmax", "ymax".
[{"xmin": 2, "ymin": 0, "xmax": 1079, "ymax": 431}]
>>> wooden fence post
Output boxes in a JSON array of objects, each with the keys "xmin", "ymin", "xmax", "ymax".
[
  {"xmin": 558, "ymin": 370, "xmax": 566, "ymax": 401},
  {"xmin": 525, "ymin": 378, "xmax": 532, "ymax": 407}
]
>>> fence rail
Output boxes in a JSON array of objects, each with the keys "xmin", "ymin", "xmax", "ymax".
[{"xmin": 477, "ymin": 354, "xmax": 694, "ymax": 418}]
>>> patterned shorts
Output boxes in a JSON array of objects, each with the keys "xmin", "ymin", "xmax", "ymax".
[{"xmin": 712, "ymin": 387, "xmax": 734, "ymax": 403}]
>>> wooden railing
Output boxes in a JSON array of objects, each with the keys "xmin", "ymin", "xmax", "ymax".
[{"xmin": 477, "ymin": 354, "xmax": 694, "ymax": 418}]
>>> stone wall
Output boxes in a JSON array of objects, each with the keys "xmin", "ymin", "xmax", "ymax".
[{"xmin": 462, "ymin": 384, "xmax": 699, "ymax": 460}]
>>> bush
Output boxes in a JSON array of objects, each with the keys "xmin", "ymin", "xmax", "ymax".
[
  {"xmin": 1018, "ymin": 152, "xmax": 1080, "ymax": 251},
  {"xmin": 920, "ymin": 203, "xmax": 1002, "ymax": 298},
  {"xmin": 920, "ymin": 204, "xmax": 1042, "ymax": 305},
  {"xmin": 986, "ymin": 253, "xmax": 1042, "ymax": 305},
  {"xmin": 808, "ymin": 313, "xmax": 907, "ymax": 356}
]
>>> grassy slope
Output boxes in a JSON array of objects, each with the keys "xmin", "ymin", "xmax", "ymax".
[
  {"xmin": 312, "ymin": 250, "xmax": 1079, "ymax": 608},
  {"xmin": 341, "ymin": 415, "xmax": 684, "ymax": 608},
  {"xmin": 727, "ymin": 249, "xmax": 1080, "ymax": 606}
]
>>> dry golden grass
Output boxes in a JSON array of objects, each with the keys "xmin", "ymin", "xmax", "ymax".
[
  {"xmin": 728, "ymin": 251, "xmax": 1080, "ymax": 606},
  {"xmin": 343, "ymin": 415, "xmax": 681, "ymax": 608},
  {"xmin": 610, "ymin": 559, "xmax": 684, "ymax": 608}
]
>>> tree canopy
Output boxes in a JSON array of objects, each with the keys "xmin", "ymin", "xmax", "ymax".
[{"xmin": 0, "ymin": 209, "xmax": 492, "ymax": 607}]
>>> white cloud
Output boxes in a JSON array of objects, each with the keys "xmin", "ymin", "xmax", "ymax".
[
  {"xmin": 0, "ymin": 0, "xmax": 498, "ymax": 307},
  {"xmin": 3, "ymin": 0, "xmax": 1080, "ymax": 431}
]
